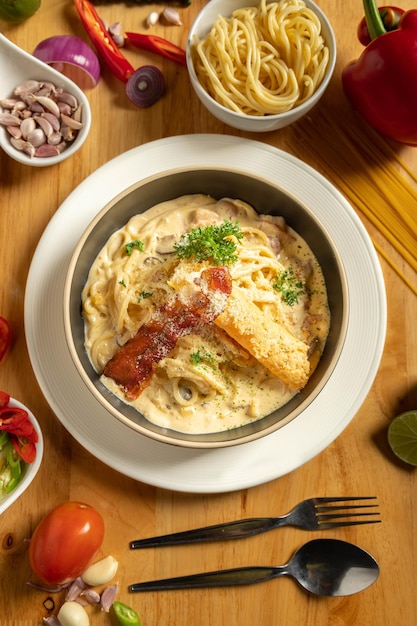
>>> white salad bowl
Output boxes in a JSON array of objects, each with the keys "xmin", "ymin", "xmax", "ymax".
[{"xmin": 0, "ymin": 398, "xmax": 43, "ymax": 515}]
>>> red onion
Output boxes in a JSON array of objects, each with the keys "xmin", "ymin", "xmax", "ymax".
[
  {"xmin": 33, "ymin": 36, "xmax": 101, "ymax": 88},
  {"xmin": 126, "ymin": 66, "xmax": 165, "ymax": 108}
]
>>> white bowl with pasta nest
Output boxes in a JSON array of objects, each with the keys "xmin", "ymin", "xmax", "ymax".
[
  {"xmin": 186, "ymin": 0, "xmax": 336, "ymax": 132},
  {"xmin": 64, "ymin": 167, "xmax": 348, "ymax": 449}
]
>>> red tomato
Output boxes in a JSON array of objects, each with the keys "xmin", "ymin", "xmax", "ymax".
[{"xmin": 29, "ymin": 502, "xmax": 105, "ymax": 585}]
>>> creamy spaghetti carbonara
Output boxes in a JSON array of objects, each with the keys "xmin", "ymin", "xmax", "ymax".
[
  {"xmin": 82, "ymin": 195, "xmax": 329, "ymax": 434},
  {"xmin": 191, "ymin": 0, "xmax": 329, "ymax": 116}
]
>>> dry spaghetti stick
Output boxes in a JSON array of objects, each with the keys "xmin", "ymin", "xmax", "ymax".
[
  {"xmin": 293, "ymin": 117, "xmax": 417, "ymax": 273},
  {"xmin": 293, "ymin": 114, "xmax": 417, "ymax": 295},
  {"xmin": 373, "ymin": 241, "xmax": 417, "ymax": 297}
]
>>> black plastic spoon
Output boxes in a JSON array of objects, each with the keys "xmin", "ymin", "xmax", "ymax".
[{"xmin": 129, "ymin": 539, "xmax": 379, "ymax": 597}]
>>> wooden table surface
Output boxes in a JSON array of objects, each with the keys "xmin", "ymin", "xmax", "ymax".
[{"xmin": 1, "ymin": 1, "xmax": 416, "ymax": 624}]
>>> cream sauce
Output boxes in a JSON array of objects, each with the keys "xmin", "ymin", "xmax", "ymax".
[{"xmin": 82, "ymin": 195, "xmax": 330, "ymax": 434}]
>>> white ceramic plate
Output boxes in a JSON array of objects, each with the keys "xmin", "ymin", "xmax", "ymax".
[{"xmin": 24, "ymin": 135, "xmax": 386, "ymax": 494}]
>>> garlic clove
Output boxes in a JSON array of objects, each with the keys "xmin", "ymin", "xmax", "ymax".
[
  {"xmin": 162, "ymin": 7, "xmax": 182, "ymax": 25},
  {"xmin": 108, "ymin": 22, "xmax": 125, "ymax": 47},
  {"xmin": 146, "ymin": 10, "xmax": 160, "ymax": 28},
  {"xmin": 60, "ymin": 113, "xmax": 84, "ymax": 130},
  {"xmin": 35, "ymin": 144, "xmax": 60, "ymax": 158},
  {"xmin": 42, "ymin": 616, "xmax": 62, "ymax": 626},
  {"xmin": 20, "ymin": 116, "xmax": 36, "ymax": 139},
  {"xmin": 80, "ymin": 588, "xmax": 101, "ymax": 605},
  {"xmin": 27, "ymin": 128, "xmax": 46, "ymax": 147},
  {"xmin": 100, "ymin": 583, "xmax": 119, "ymax": 612},
  {"xmin": 10, "ymin": 137, "xmax": 36, "ymax": 157},
  {"xmin": 6, "ymin": 125, "xmax": 22, "ymax": 139},
  {"xmin": 81, "ymin": 555, "xmax": 119, "ymax": 587},
  {"xmin": 65, "ymin": 577, "xmax": 87, "ymax": 602},
  {"xmin": 57, "ymin": 601, "xmax": 89, "ymax": 626}
]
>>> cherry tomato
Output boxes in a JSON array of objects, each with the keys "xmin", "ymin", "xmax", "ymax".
[
  {"xmin": 0, "ymin": 317, "xmax": 11, "ymax": 362},
  {"xmin": 29, "ymin": 502, "xmax": 105, "ymax": 585}
]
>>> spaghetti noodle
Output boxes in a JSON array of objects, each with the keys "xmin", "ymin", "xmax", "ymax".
[{"xmin": 191, "ymin": 0, "xmax": 329, "ymax": 116}]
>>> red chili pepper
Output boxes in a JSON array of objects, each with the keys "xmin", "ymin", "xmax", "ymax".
[
  {"xmin": 125, "ymin": 32, "xmax": 187, "ymax": 66},
  {"xmin": 0, "ymin": 316, "xmax": 11, "ymax": 362},
  {"xmin": 73, "ymin": 0, "xmax": 134, "ymax": 82},
  {"xmin": 0, "ymin": 407, "xmax": 38, "ymax": 440},
  {"xmin": 357, "ymin": 5, "xmax": 404, "ymax": 45},
  {"xmin": 342, "ymin": 0, "xmax": 417, "ymax": 145},
  {"xmin": 0, "ymin": 395, "xmax": 38, "ymax": 463},
  {"xmin": 10, "ymin": 435, "xmax": 37, "ymax": 464},
  {"xmin": 0, "ymin": 391, "xmax": 10, "ymax": 408},
  {"xmin": 0, "ymin": 407, "xmax": 30, "ymax": 430}
]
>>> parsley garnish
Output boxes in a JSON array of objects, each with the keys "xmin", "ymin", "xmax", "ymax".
[
  {"xmin": 125, "ymin": 239, "xmax": 144, "ymax": 256},
  {"xmin": 137, "ymin": 290, "xmax": 153, "ymax": 302},
  {"xmin": 119, "ymin": 279, "xmax": 127, "ymax": 288},
  {"xmin": 190, "ymin": 349, "xmax": 216, "ymax": 368},
  {"xmin": 174, "ymin": 219, "xmax": 243, "ymax": 265},
  {"xmin": 273, "ymin": 268, "xmax": 305, "ymax": 306}
]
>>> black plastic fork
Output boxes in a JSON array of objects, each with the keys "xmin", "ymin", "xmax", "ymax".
[{"xmin": 130, "ymin": 497, "xmax": 381, "ymax": 549}]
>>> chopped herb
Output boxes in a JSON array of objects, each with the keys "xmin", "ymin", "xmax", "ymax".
[
  {"xmin": 125, "ymin": 239, "xmax": 144, "ymax": 256},
  {"xmin": 273, "ymin": 268, "xmax": 305, "ymax": 306},
  {"xmin": 137, "ymin": 290, "xmax": 153, "ymax": 301},
  {"xmin": 190, "ymin": 349, "xmax": 216, "ymax": 368},
  {"xmin": 174, "ymin": 219, "xmax": 243, "ymax": 265},
  {"xmin": 119, "ymin": 279, "xmax": 127, "ymax": 288}
]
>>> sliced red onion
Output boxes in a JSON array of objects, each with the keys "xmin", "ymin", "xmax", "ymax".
[
  {"xmin": 33, "ymin": 36, "xmax": 101, "ymax": 88},
  {"xmin": 126, "ymin": 66, "xmax": 165, "ymax": 108}
]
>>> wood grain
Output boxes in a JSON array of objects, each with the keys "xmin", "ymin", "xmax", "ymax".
[{"xmin": 1, "ymin": 1, "xmax": 417, "ymax": 625}]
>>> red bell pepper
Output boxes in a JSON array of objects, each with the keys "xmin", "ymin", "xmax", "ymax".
[
  {"xmin": 357, "ymin": 5, "xmax": 404, "ymax": 44},
  {"xmin": 342, "ymin": 0, "xmax": 417, "ymax": 145}
]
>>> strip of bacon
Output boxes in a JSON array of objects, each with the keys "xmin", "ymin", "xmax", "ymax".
[{"xmin": 103, "ymin": 267, "xmax": 232, "ymax": 400}]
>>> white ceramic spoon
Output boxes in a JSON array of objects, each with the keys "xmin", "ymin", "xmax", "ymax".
[{"xmin": 0, "ymin": 33, "xmax": 91, "ymax": 167}]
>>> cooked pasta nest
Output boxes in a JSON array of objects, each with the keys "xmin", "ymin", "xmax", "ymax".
[{"xmin": 191, "ymin": 0, "xmax": 330, "ymax": 116}]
